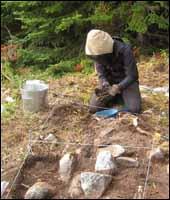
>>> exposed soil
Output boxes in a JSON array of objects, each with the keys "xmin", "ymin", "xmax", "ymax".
[
  {"xmin": 2, "ymin": 104, "xmax": 169, "ymax": 199},
  {"xmin": 1, "ymin": 54, "xmax": 169, "ymax": 199}
]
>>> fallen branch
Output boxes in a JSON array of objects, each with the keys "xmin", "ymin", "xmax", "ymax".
[
  {"xmin": 21, "ymin": 183, "xmax": 30, "ymax": 189},
  {"xmin": 1, "ymin": 70, "xmax": 12, "ymax": 81}
]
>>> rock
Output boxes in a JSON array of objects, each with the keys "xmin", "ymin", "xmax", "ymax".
[
  {"xmin": 44, "ymin": 133, "xmax": 57, "ymax": 142},
  {"xmin": 44, "ymin": 133, "xmax": 58, "ymax": 150},
  {"xmin": 141, "ymin": 93, "xmax": 148, "ymax": 98},
  {"xmin": 139, "ymin": 85, "xmax": 153, "ymax": 92},
  {"xmin": 95, "ymin": 151, "xmax": 117, "ymax": 175},
  {"xmin": 24, "ymin": 182, "xmax": 54, "ymax": 199},
  {"xmin": 59, "ymin": 153, "xmax": 77, "ymax": 182},
  {"xmin": 98, "ymin": 145, "xmax": 125, "ymax": 158},
  {"xmin": 39, "ymin": 135, "xmax": 44, "ymax": 140},
  {"xmin": 75, "ymin": 148, "xmax": 81, "ymax": 155},
  {"xmin": 1, "ymin": 181, "xmax": 9, "ymax": 197},
  {"xmin": 132, "ymin": 117, "xmax": 138, "ymax": 127},
  {"xmin": 148, "ymin": 148, "xmax": 164, "ymax": 161},
  {"xmin": 80, "ymin": 172, "xmax": 112, "ymax": 199},
  {"xmin": 161, "ymin": 111, "xmax": 166, "ymax": 116},
  {"xmin": 116, "ymin": 157, "xmax": 139, "ymax": 168},
  {"xmin": 1, "ymin": 105, "xmax": 5, "ymax": 113},
  {"xmin": 159, "ymin": 141, "xmax": 169, "ymax": 156},
  {"xmin": 5, "ymin": 96, "xmax": 15, "ymax": 103},
  {"xmin": 95, "ymin": 151, "xmax": 117, "ymax": 174},
  {"xmin": 68, "ymin": 174, "xmax": 83, "ymax": 198},
  {"xmin": 152, "ymin": 86, "xmax": 169, "ymax": 93},
  {"xmin": 167, "ymin": 164, "xmax": 169, "ymax": 175}
]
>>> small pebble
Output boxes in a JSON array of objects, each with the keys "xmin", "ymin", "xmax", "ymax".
[
  {"xmin": 148, "ymin": 148, "xmax": 164, "ymax": 161},
  {"xmin": 95, "ymin": 151, "xmax": 117, "ymax": 175}
]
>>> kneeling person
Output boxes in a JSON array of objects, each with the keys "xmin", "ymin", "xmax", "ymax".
[{"xmin": 85, "ymin": 29, "xmax": 142, "ymax": 114}]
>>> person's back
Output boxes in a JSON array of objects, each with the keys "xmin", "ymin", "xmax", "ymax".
[{"xmin": 95, "ymin": 39, "xmax": 139, "ymax": 87}]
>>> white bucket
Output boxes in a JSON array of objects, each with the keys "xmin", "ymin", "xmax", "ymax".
[{"xmin": 21, "ymin": 80, "xmax": 48, "ymax": 112}]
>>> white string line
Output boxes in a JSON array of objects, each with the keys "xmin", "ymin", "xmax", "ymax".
[
  {"xmin": 73, "ymin": 101, "xmax": 126, "ymax": 111},
  {"xmin": 1, "ymin": 167, "xmax": 19, "ymax": 177},
  {"xmin": 142, "ymin": 142, "xmax": 154, "ymax": 199},
  {"xmin": 30, "ymin": 139, "xmax": 152, "ymax": 149},
  {"xmin": 4, "ymin": 128, "xmax": 35, "ymax": 199},
  {"xmin": 41, "ymin": 91, "xmax": 138, "ymax": 131},
  {"xmin": 5, "ymin": 150, "xmax": 30, "ymax": 199},
  {"xmin": 53, "ymin": 92, "xmax": 129, "ymax": 111}
]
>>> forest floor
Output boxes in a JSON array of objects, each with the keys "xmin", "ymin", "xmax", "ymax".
[{"xmin": 1, "ymin": 52, "xmax": 169, "ymax": 199}]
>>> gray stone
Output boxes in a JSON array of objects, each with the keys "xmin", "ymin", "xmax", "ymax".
[
  {"xmin": 24, "ymin": 182, "xmax": 54, "ymax": 199},
  {"xmin": 95, "ymin": 151, "xmax": 117, "ymax": 175},
  {"xmin": 68, "ymin": 174, "xmax": 83, "ymax": 198},
  {"xmin": 148, "ymin": 148, "xmax": 164, "ymax": 161},
  {"xmin": 59, "ymin": 153, "xmax": 77, "ymax": 182},
  {"xmin": 98, "ymin": 145, "xmax": 125, "ymax": 158},
  {"xmin": 80, "ymin": 172, "xmax": 112, "ymax": 199},
  {"xmin": 5, "ymin": 96, "xmax": 15, "ymax": 103},
  {"xmin": 116, "ymin": 157, "xmax": 139, "ymax": 168}
]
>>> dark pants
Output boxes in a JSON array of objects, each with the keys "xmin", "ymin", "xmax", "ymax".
[{"xmin": 89, "ymin": 82, "xmax": 142, "ymax": 114}]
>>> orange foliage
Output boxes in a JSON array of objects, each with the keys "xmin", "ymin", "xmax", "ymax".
[
  {"xmin": 1, "ymin": 44, "xmax": 18, "ymax": 62},
  {"xmin": 74, "ymin": 64, "xmax": 84, "ymax": 72},
  {"xmin": 133, "ymin": 47, "xmax": 140, "ymax": 61}
]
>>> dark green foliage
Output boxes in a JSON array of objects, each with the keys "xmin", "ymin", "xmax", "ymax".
[{"xmin": 1, "ymin": 1, "xmax": 169, "ymax": 74}]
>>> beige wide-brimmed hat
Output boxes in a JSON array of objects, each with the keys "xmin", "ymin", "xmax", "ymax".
[{"xmin": 85, "ymin": 29, "xmax": 114, "ymax": 55}]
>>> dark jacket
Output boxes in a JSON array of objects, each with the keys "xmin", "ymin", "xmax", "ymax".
[{"xmin": 95, "ymin": 40, "xmax": 139, "ymax": 90}]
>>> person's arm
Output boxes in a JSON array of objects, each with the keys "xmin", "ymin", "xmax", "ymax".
[
  {"xmin": 118, "ymin": 47, "xmax": 138, "ymax": 90},
  {"xmin": 95, "ymin": 62, "xmax": 109, "ymax": 87}
]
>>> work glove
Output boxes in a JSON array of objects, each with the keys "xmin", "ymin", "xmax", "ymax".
[
  {"xmin": 108, "ymin": 84, "xmax": 120, "ymax": 96},
  {"xmin": 95, "ymin": 87, "xmax": 110, "ymax": 101},
  {"xmin": 95, "ymin": 81, "xmax": 110, "ymax": 98}
]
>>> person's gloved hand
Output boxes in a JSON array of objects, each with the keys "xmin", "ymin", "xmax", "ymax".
[
  {"xmin": 95, "ymin": 88, "xmax": 102, "ymax": 96},
  {"xmin": 108, "ymin": 84, "xmax": 120, "ymax": 96},
  {"xmin": 95, "ymin": 84, "xmax": 110, "ymax": 99}
]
